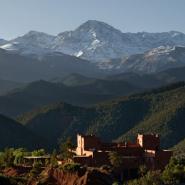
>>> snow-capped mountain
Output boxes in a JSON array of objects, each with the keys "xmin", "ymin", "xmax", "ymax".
[
  {"xmin": 52, "ymin": 20, "xmax": 137, "ymax": 61},
  {"xmin": 53, "ymin": 22, "xmax": 185, "ymax": 61},
  {"xmin": 1, "ymin": 20, "xmax": 185, "ymax": 62},
  {"xmin": 0, "ymin": 31, "xmax": 55, "ymax": 56},
  {"xmin": 99, "ymin": 46, "xmax": 185, "ymax": 74},
  {"xmin": 52, "ymin": 21, "xmax": 185, "ymax": 61}
]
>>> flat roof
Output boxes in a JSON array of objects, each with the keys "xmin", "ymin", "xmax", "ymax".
[
  {"xmin": 74, "ymin": 155, "xmax": 92, "ymax": 158},
  {"xmin": 24, "ymin": 155, "xmax": 50, "ymax": 159}
]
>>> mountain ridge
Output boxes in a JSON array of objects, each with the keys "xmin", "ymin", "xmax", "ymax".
[
  {"xmin": 1, "ymin": 20, "xmax": 185, "ymax": 63},
  {"xmin": 0, "ymin": 78, "xmax": 141, "ymax": 118}
]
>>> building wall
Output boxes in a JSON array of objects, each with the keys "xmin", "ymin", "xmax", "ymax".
[
  {"xmin": 137, "ymin": 134, "xmax": 160, "ymax": 150},
  {"xmin": 76, "ymin": 134, "xmax": 83, "ymax": 155},
  {"xmin": 154, "ymin": 150, "xmax": 173, "ymax": 170},
  {"xmin": 76, "ymin": 134, "xmax": 101, "ymax": 156},
  {"xmin": 83, "ymin": 135, "xmax": 101, "ymax": 150},
  {"xmin": 121, "ymin": 157, "xmax": 143, "ymax": 169},
  {"xmin": 112, "ymin": 147, "xmax": 144, "ymax": 157}
]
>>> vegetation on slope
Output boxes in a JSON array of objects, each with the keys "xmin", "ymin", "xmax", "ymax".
[
  {"xmin": 173, "ymin": 139, "xmax": 185, "ymax": 157},
  {"xmin": 18, "ymin": 103, "xmax": 98, "ymax": 149},
  {"xmin": 128, "ymin": 158, "xmax": 185, "ymax": 185},
  {"xmin": 117, "ymin": 82, "xmax": 185, "ymax": 148}
]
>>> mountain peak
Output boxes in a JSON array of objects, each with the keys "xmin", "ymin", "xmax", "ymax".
[
  {"xmin": 79, "ymin": 20, "xmax": 111, "ymax": 27},
  {"xmin": 21, "ymin": 30, "xmax": 54, "ymax": 39},
  {"xmin": 76, "ymin": 20, "xmax": 121, "ymax": 33}
]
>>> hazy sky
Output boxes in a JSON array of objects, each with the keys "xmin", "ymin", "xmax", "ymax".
[{"xmin": 0, "ymin": 0, "xmax": 185, "ymax": 39}]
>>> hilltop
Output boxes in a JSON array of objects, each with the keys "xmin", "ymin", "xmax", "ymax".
[{"xmin": 0, "ymin": 114, "xmax": 45, "ymax": 150}]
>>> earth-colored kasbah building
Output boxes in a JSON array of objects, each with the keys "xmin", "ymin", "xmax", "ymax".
[{"xmin": 74, "ymin": 133, "xmax": 172, "ymax": 176}]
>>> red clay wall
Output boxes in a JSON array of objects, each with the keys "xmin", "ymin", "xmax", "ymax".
[
  {"xmin": 83, "ymin": 135, "xmax": 102, "ymax": 150},
  {"xmin": 137, "ymin": 134, "xmax": 160, "ymax": 150}
]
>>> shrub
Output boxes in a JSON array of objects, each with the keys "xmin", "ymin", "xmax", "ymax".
[
  {"xmin": 127, "ymin": 170, "xmax": 163, "ymax": 185},
  {"xmin": 0, "ymin": 174, "xmax": 27, "ymax": 185},
  {"xmin": 60, "ymin": 163, "xmax": 81, "ymax": 172},
  {"xmin": 0, "ymin": 148, "xmax": 15, "ymax": 167},
  {"xmin": 29, "ymin": 162, "xmax": 42, "ymax": 178},
  {"xmin": 162, "ymin": 157, "xmax": 185, "ymax": 184}
]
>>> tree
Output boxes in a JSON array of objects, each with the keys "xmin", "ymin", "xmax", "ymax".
[
  {"xmin": 0, "ymin": 148, "xmax": 29, "ymax": 167},
  {"xmin": 1, "ymin": 148, "xmax": 15, "ymax": 167},
  {"xmin": 50, "ymin": 149, "xmax": 58, "ymax": 167},
  {"xmin": 32, "ymin": 149, "xmax": 45, "ymax": 157},
  {"xmin": 60, "ymin": 137, "xmax": 75, "ymax": 159},
  {"xmin": 13, "ymin": 148, "xmax": 27, "ymax": 165}
]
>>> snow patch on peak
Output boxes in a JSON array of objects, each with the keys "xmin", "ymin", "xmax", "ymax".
[{"xmin": 75, "ymin": 51, "xmax": 83, "ymax": 57}]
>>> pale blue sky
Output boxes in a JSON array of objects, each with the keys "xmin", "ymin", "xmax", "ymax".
[{"xmin": 0, "ymin": 0, "xmax": 185, "ymax": 39}]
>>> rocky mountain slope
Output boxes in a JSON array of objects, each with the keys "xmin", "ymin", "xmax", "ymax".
[{"xmin": 101, "ymin": 46, "xmax": 185, "ymax": 74}]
